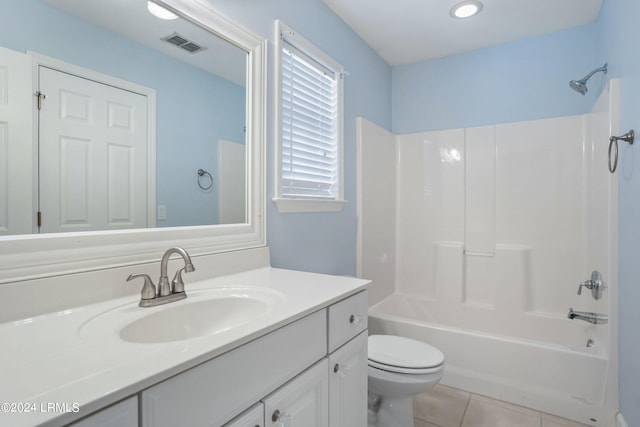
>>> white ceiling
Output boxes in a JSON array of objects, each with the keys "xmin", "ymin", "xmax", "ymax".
[{"xmin": 323, "ymin": 0, "xmax": 603, "ymax": 66}]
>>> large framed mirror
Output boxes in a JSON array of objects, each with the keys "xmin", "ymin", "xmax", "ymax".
[{"xmin": 0, "ymin": 0, "xmax": 266, "ymax": 282}]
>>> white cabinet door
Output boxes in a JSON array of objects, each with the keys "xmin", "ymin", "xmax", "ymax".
[
  {"xmin": 329, "ymin": 331, "xmax": 368, "ymax": 427},
  {"xmin": 224, "ymin": 403, "xmax": 263, "ymax": 427},
  {"xmin": 263, "ymin": 359, "xmax": 329, "ymax": 427},
  {"xmin": 70, "ymin": 396, "xmax": 137, "ymax": 427}
]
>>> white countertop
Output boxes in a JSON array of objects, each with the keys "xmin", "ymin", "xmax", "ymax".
[{"xmin": 0, "ymin": 267, "xmax": 369, "ymax": 427}]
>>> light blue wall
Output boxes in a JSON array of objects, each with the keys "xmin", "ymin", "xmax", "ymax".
[
  {"xmin": 596, "ymin": 0, "xmax": 640, "ymax": 424},
  {"xmin": 0, "ymin": 0, "xmax": 245, "ymax": 227},
  {"xmin": 204, "ymin": 0, "xmax": 393, "ymax": 275},
  {"xmin": 392, "ymin": 24, "xmax": 599, "ymax": 133}
]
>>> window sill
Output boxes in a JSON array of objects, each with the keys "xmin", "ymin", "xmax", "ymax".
[{"xmin": 273, "ymin": 198, "xmax": 347, "ymax": 213}]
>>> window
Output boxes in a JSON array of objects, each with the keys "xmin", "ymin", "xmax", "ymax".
[{"xmin": 274, "ymin": 20, "xmax": 345, "ymax": 213}]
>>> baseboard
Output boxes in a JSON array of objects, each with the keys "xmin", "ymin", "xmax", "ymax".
[{"xmin": 616, "ymin": 412, "xmax": 628, "ymax": 427}]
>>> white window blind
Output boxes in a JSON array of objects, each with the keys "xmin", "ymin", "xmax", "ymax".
[{"xmin": 280, "ymin": 42, "xmax": 339, "ymax": 200}]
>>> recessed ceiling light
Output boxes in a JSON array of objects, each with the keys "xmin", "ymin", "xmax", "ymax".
[
  {"xmin": 450, "ymin": 1, "xmax": 484, "ymax": 19},
  {"xmin": 147, "ymin": 1, "xmax": 178, "ymax": 20}
]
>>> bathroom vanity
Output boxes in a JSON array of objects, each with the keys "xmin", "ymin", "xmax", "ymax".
[
  {"xmin": 0, "ymin": 248, "xmax": 369, "ymax": 427},
  {"xmin": 142, "ymin": 290, "xmax": 368, "ymax": 427}
]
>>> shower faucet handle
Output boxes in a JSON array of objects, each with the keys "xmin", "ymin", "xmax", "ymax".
[{"xmin": 577, "ymin": 270, "xmax": 606, "ymax": 300}]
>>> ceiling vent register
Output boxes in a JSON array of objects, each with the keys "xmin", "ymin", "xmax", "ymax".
[{"xmin": 162, "ymin": 32, "xmax": 207, "ymax": 53}]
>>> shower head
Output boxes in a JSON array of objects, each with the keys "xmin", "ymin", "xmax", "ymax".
[
  {"xmin": 569, "ymin": 63, "xmax": 607, "ymax": 95},
  {"xmin": 569, "ymin": 79, "xmax": 588, "ymax": 95}
]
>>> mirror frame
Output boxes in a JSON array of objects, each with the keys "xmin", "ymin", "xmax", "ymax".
[{"xmin": 0, "ymin": 0, "xmax": 266, "ymax": 283}]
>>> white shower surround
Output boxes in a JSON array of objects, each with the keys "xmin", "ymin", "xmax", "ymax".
[{"xmin": 357, "ymin": 81, "xmax": 620, "ymax": 426}]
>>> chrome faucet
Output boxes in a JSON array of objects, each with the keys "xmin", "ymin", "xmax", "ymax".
[
  {"xmin": 127, "ymin": 247, "xmax": 196, "ymax": 307},
  {"xmin": 567, "ymin": 308, "xmax": 608, "ymax": 325},
  {"xmin": 158, "ymin": 247, "xmax": 196, "ymax": 296}
]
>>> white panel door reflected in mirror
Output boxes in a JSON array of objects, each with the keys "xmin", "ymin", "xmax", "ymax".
[{"xmin": 39, "ymin": 66, "xmax": 149, "ymax": 233}]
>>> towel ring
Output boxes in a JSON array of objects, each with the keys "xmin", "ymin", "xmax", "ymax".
[
  {"xmin": 197, "ymin": 169, "xmax": 213, "ymax": 190},
  {"xmin": 608, "ymin": 130, "xmax": 634, "ymax": 173}
]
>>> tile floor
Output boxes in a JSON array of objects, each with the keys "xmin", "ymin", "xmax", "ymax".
[{"xmin": 413, "ymin": 385, "xmax": 592, "ymax": 427}]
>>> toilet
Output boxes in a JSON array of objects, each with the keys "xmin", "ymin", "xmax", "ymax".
[{"xmin": 367, "ymin": 335, "xmax": 445, "ymax": 427}]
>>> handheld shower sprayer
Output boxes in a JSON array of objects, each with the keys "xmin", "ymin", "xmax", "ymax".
[{"xmin": 570, "ymin": 63, "xmax": 607, "ymax": 95}]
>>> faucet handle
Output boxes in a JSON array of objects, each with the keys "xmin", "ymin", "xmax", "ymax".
[
  {"xmin": 577, "ymin": 281, "xmax": 592, "ymax": 295},
  {"xmin": 127, "ymin": 273, "xmax": 156, "ymax": 300},
  {"xmin": 171, "ymin": 267, "xmax": 186, "ymax": 293},
  {"xmin": 577, "ymin": 271, "xmax": 606, "ymax": 300}
]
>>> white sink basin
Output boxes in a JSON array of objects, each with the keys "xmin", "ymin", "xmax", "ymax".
[
  {"xmin": 79, "ymin": 287, "xmax": 285, "ymax": 344},
  {"xmin": 120, "ymin": 296, "xmax": 271, "ymax": 343}
]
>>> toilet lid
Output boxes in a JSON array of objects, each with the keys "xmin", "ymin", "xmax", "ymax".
[{"xmin": 368, "ymin": 335, "xmax": 444, "ymax": 371}]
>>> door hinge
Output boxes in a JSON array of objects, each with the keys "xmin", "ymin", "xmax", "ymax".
[
  {"xmin": 37, "ymin": 211, "xmax": 42, "ymax": 228},
  {"xmin": 35, "ymin": 91, "xmax": 47, "ymax": 110}
]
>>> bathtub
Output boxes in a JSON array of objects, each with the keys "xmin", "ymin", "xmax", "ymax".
[{"xmin": 368, "ymin": 293, "xmax": 618, "ymax": 427}]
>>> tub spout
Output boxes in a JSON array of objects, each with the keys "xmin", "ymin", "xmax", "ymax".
[{"xmin": 567, "ymin": 308, "xmax": 608, "ymax": 325}]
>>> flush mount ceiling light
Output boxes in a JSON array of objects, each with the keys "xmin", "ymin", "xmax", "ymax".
[
  {"xmin": 450, "ymin": 1, "xmax": 484, "ymax": 19},
  {"xmin": 147, "ymin": 1, "xmax": 178, "ymax": 20}
]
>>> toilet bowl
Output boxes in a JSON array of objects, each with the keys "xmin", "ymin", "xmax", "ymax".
[{"xmin": 367, "ymin": 334, "xmax": 444, "ymax": 427}]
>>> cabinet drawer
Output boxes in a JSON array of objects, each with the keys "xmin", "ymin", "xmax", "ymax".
[
  {"xmin": 327, "ymin": 291, "xmax": 368, "ymax": 353},
  {"xmin": 142, "ymin": 310, "xmax": 326, "ymax": 427}
]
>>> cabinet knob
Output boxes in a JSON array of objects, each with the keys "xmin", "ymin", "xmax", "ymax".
[
  {"xmin": 272, "ymin": 409, "xmax": 291, "ymax": 426},
  {"xmin": 349, "ymin": 314, "xmax": 364, "ymax": 325},
  {"xmin": 333, "ymin": 362, "xmax": 350, "ymax": 377}
]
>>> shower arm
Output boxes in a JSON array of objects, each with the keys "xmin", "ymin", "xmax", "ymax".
[
  {"xmin": 570, "ymin": 63, "xmax": 608, "ymax": 96},
  {"xmin": 579, "ymin": 64, "xmax": 608, "ymax": 82}
]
